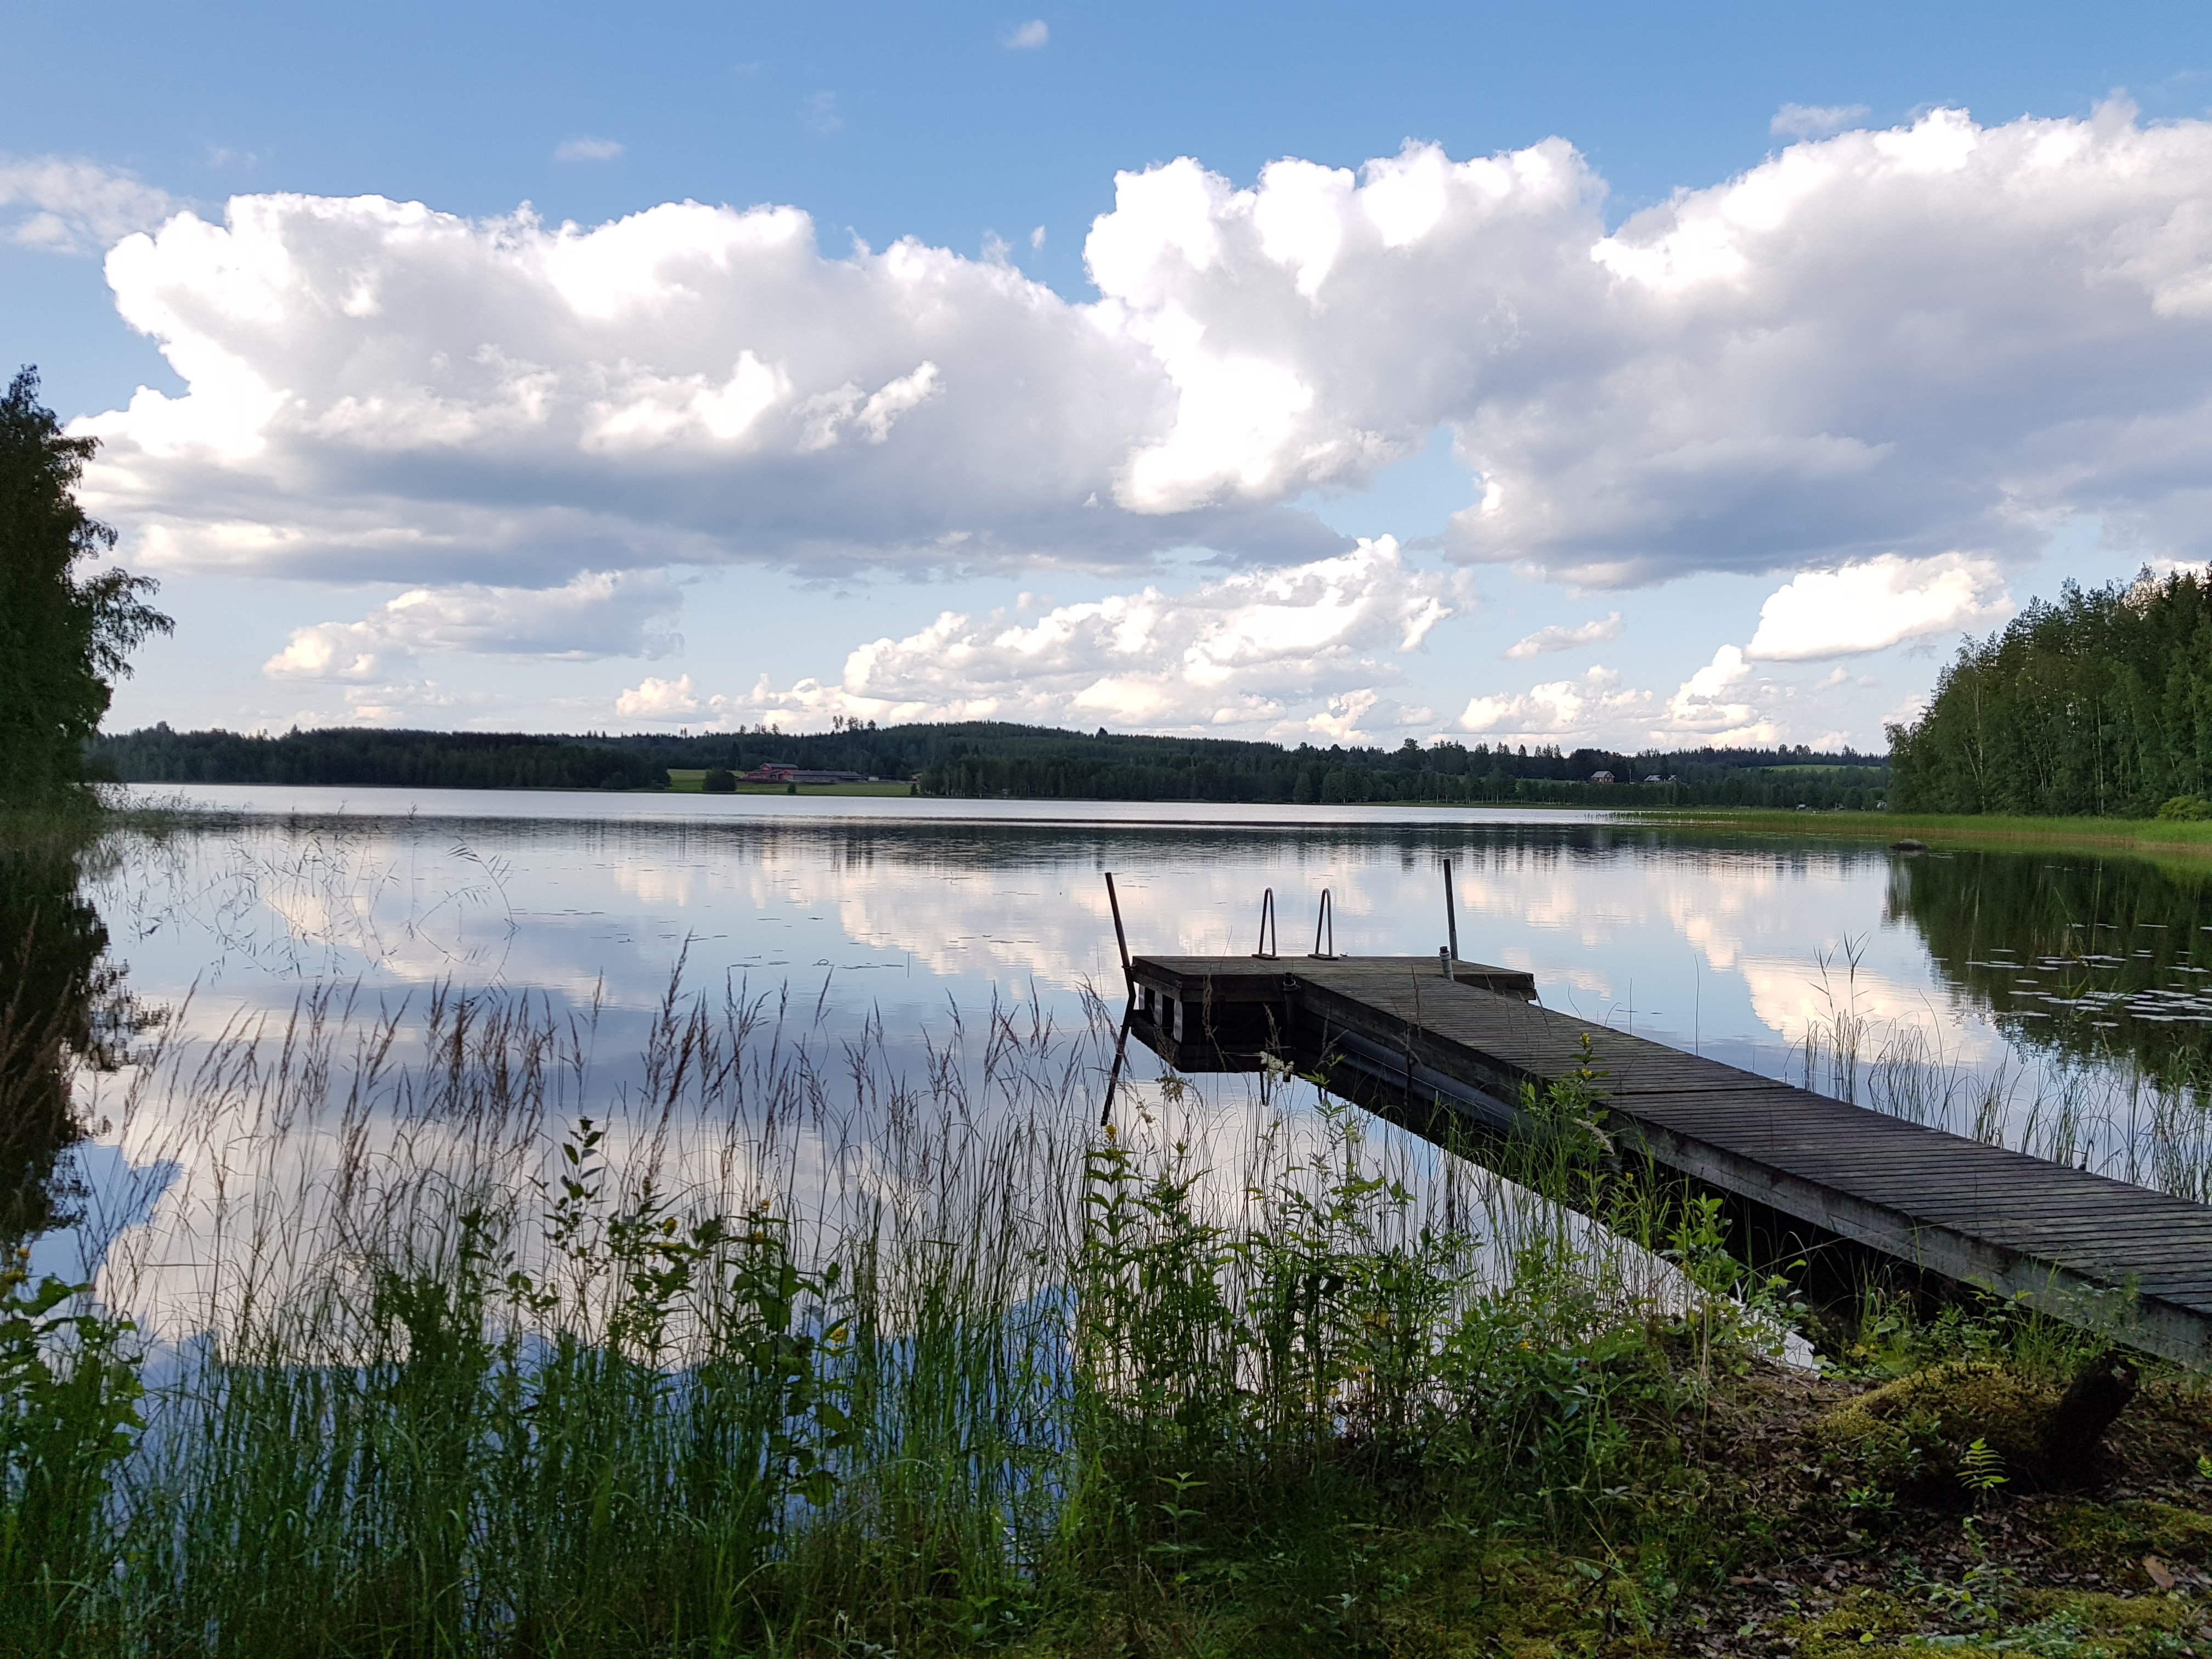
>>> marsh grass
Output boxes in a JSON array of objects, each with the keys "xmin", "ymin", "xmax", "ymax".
[
  {"xmin": 0, "ymin": 962, "xmax": 1844, "ymax": 1657},
  {"xmin": 1792, "ymin": 940, "xmax": 2212, "ymax": 1203},
  {"xmin": 2, "ymin": 808, "xmax": 2199, "ymax": 1654},
  {"xmin": 1620, "ymin": 805, "xmax": 2212, "ymax": 862}
]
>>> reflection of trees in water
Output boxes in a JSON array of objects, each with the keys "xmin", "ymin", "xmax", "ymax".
[
  {"xmin": 1886, "ymin": 848, "xmax": 2212, "ymax": 1086},
  {"xmin": 0, "ymin": 819, "xmax": 151, "ymax": 1239},
  {"xmin": 507, "ymin": 818, "xmax": 1673, "ymax": 876}
]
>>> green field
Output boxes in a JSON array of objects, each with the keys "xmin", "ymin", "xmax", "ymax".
[
  {"xmin": 1618, "ymin": 805, "xmax": 2212, "ymax": 857},
  {"xmin": 1733, "ymin": 763, "xmax": 1885, "ymax": 778}
]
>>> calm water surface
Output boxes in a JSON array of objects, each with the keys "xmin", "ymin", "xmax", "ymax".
[{"xmin": 28, "ymin": 787, "xmax": 2212, "ymax": 1297}]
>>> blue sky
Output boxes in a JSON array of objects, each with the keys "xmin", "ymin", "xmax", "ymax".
[{"xmin": 6, "ymin": 1, "xmax": 2211, "ymax": 750}]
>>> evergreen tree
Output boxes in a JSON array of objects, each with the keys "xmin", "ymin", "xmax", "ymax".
[
  {"xmin": 0, "ymin": 367, "xmax": 170, "ymax": 802},
  {"xmin": 1889, "ymin": 568, "xmax": 2212, "ymax": 816}
]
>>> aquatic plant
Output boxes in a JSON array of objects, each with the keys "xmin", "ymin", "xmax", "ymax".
[
  {"xmin": 0, "ymin": 968, "xmax": 1827, "ymax": 1655},
  {"xmin": 1793, "ymin": 936, "xmax": 2212, "ymax": 1203}
]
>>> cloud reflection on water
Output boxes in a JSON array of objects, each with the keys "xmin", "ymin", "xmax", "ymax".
[{"xmin": 56, "ymin": 799, "xmax": 2212, "ymax": 1324}]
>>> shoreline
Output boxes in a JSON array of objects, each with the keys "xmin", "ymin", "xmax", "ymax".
[
  {"xmin": 86, "ymin": 784, "xmax": 2212, "ymax": 863},
  {"xmin": 1616, "ymin": 806, "xmax": 2212, "ymax": 859}
]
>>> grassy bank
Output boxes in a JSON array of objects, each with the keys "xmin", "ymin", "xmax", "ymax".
[
  {"xmin": 1618, "ymin": 806, "xmax": 2212, "ymax": 859},
  {"xmin": 4, "ymin": 979, "xmax": 2205, "ymax": 1656}
]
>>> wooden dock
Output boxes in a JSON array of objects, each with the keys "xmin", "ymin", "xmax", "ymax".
[{"xmin": 1124, "ymin": 952, "xmax": 2212, "ymax": 1371}]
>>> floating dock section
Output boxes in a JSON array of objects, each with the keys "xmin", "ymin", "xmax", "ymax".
[{"xmin": 1123, "ymin": 951, "xmax": 2212, "ymax": 1371}]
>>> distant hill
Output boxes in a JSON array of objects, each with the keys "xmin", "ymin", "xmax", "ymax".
[{"xmin": 95, "ymin": 720, "xmax": 1890, "ymax": 809}]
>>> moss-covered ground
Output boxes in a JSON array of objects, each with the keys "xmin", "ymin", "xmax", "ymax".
[{"xmin": 996, "ymin": 1353, "xmax": 2211, "ymax": 1658}]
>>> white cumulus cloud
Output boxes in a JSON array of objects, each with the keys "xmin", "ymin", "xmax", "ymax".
[
  {"xmin": 554, "ymin": 137, "xmax": 624, "ymax": 162},
  {"xmin": 1451, "ymin": 101, "xmax": 2212, "ymax": 586},
  {"xmin": 1650, "ymin": 645, "xmax": 1816, "ymax": 747},
  {"xmin": 1, "ymin": 156, "xmax": 174, "ymax": 254},
  {"xmin": 615, "ymin": 673, "xmax": 699, "ymax": 719},
  {"xmin": 263, "ymin": 569, "xmax": 681, "ymax": 681},
  {"xmin": 1503, "ymin": 611, "xmax": 1623, "ymax": 658},
  {"xmin": 77, "ymin": 190, "xmax": 1220, "ymax": 585},
  {"xmin": 1454, "ymin": 641, "xmax": 1861, "ymax": 751},
  {"xmin": 1745, "ymin": 553, "xmax": 2011, "ymax": 661},
  {"xmin": 1457, "ymin": 666, "xmax": 1651, "ymax": 744},
  {"xmin": 64, "ymin": 102, "xmax": 2212, "ymax": 601},
  {"xmin": 712, "ymin": 537, "xmax": 1448, "ymax": 742},
  {"xmin": 1664, "ymin": 645, "xmax": 1758, "ymax": 735},
  {"xmin": 1006, "ymin": 19, "xmax": 1048, "ymax": 48}
]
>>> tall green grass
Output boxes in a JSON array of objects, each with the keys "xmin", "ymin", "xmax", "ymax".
[
  {"xmin": 0, "ymin": 971, "xmax": 1811, "ymax": 1656},
  {"xmin": 1791, "ymin": 941, "xmax": 2212, "ymax": 1202}
]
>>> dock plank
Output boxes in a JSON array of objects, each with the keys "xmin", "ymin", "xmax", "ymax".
[{"xmin": 1126, "ymin": 952, "xmax": 2212, "ymax": 1369}]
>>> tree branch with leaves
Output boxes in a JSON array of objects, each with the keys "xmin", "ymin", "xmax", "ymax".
[{"xmin": 0, "ymin": 367, "xmax": 171, "ymax": 804}]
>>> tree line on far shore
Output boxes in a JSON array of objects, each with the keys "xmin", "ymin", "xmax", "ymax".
[
  {"xmin": 1889, "ymin": 568, "xmax": 2212, "ymax": 818},
  {"xmin": 99, "ymin": 724, "xmax": 669, "ymax": 793},
  {"xmin": 99, "ymin": 720, "xmax": 1892, "ymax": 809}
]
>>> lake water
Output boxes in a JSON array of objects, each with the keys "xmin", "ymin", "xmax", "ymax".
[{"xmin": 16, "ymin": 786, "xmax": 2212, "ymax": 1321}]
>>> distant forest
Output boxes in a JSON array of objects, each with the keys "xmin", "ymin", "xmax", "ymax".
[
  {"xmin": 98, "ymin": 721, "xmax": 1890, "ymax": 808},
  {"xmin": 1889, "ymin": 568, "xmax": 2212, "ymax": 817}
]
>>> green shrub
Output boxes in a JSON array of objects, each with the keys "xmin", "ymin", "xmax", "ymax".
[
  {"xmin": 0, "ymin": 1254, "xmax": 143, "ymax": 1650},
  {"xmin": 29, "ymin": 980, "xmax": 1801, "ymax": 1654}
]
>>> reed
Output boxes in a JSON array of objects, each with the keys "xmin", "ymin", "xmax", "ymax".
[
  {"xmin": 1793, "ymin": 940, "xmax": 2212, "ymax": 1201},
  {"xmin": 2, "ymin": 805, "xmax": 2196, "ymax": 1655},
  {"xmin": 0, "ymin": 965, "xmax": 1826, "ymax": 1656}
]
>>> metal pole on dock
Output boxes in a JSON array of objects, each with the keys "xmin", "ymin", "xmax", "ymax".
[
  {"xmin": 1102, "ymin": 1008, "xmax": 1131, "ymax": 1127},
  {"xmin": 1443, "ymin": 857, "xmax": 1459, "ymax": 963},
  {"xmin": 1310, "ymin": 889, "xmax": 1335, "ymax": 959},
  {"xmin": 1104, "ymin": 871, "xmax": 1133, "ymax": 996}
]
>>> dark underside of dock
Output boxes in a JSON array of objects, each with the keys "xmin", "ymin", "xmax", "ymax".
[{"xmin": 1122, "ymin": 953, "xmax": 2212, "ymax": 1372}]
